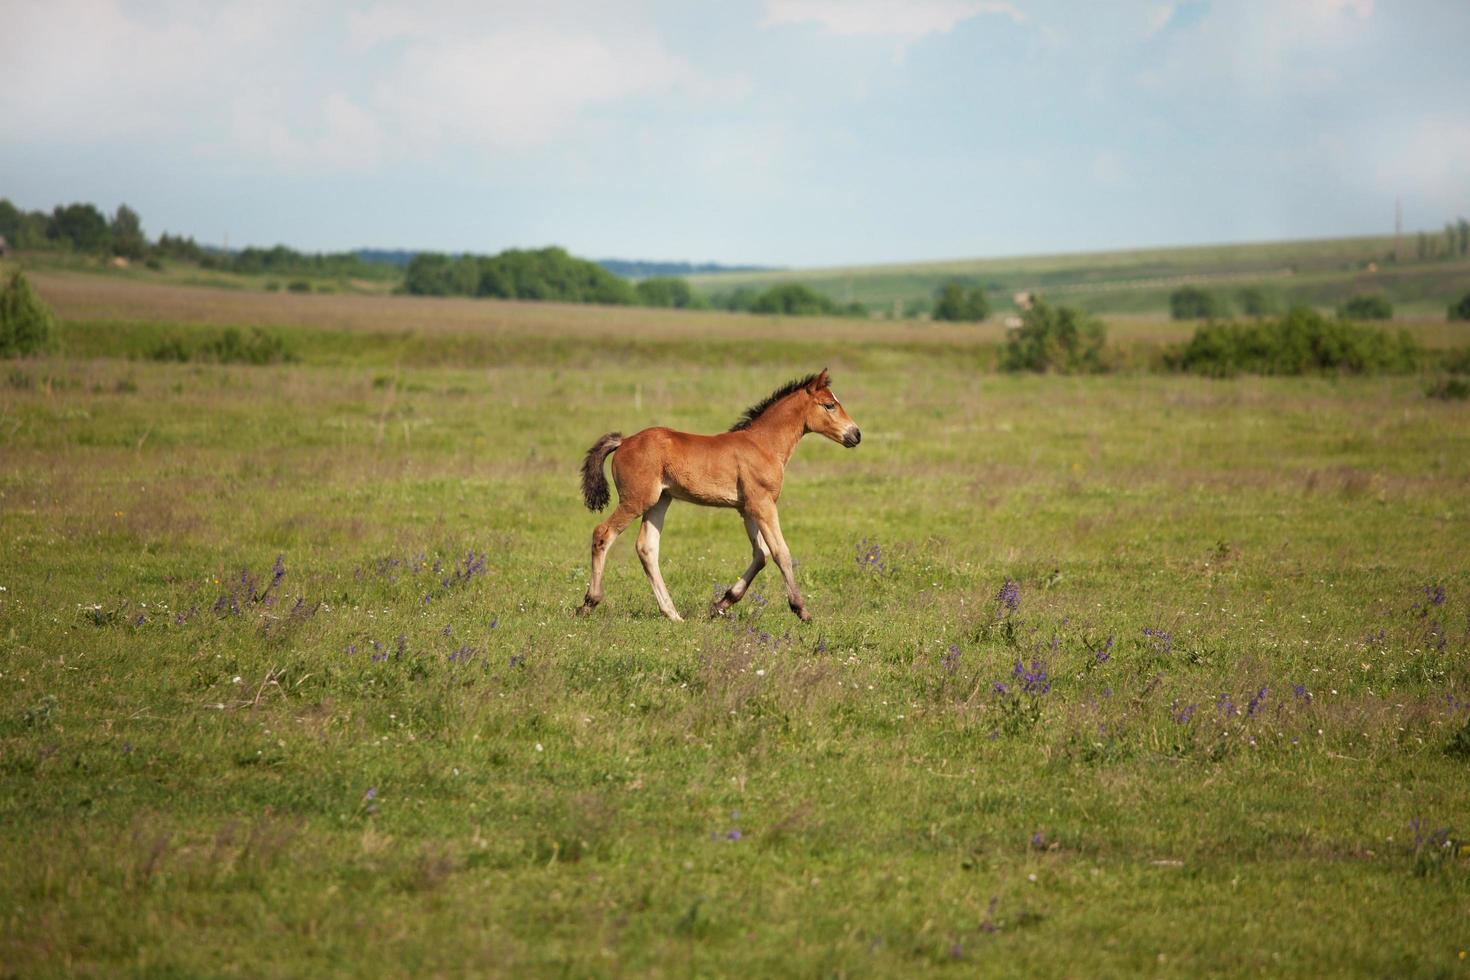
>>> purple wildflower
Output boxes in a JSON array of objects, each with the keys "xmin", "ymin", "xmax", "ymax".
[
  {"xmin": 1012, "ymin": 659, "xmax": 1050, "ymax": 695},
  {"xmin": 1094, "ymin": 635, "xmax": 1114, "ymax": 664},
  {"xmin": 996, "ymin": 579, "xmax": 1020, "ymax": 613},
  {"xmin": 1029, "ymin": 831, "xmax": 1045, "ymax": 849},
  {"xmin": 992, "ymin": 681, "xmax": 1010, "ymax": 696},
  {"xmin": 1246, "ymin": 686, "xmax": 1268, "ymax": 717},
  {"xmin": 1174, "ymin": 702, "xmax": 1196, "ymax": 725},
  {"xmin": 941, "ymin": 644, "xmax": 961, "ymax": 675},
  {"xmin": 1216, "ymin": 692, "xmax": 1238, "ymax": 717},
  {"xmin": 1292, "ymin": 683, "xmax": 1311, "ymax": 703},
  {"xmin": 1142, "ymin": 627, "xmax": 1173, "ymax": 655}
]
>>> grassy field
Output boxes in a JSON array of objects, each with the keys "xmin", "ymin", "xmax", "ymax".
[
  {"xmin": 687, "ymin": 234, "xmax": 1470, "ymax": 318},
  {"xmin": 3, "ymin": 273, "xmax": 1469, "ymax": 976}
]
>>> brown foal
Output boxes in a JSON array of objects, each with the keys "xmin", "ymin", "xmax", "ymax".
[{"xmin": 577, "ymin": 369, "xmax": 861, "ymax": 622}]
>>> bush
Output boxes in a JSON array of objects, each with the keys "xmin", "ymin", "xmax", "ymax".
[
  {"xmin": 1236, "ymin": 287, "xmax": 1276, "ymax": 317},
  {"xmin": 1448, "ymin": 292, "xmax": 1470, "ymax": 322},
  {"xmin": 932, "ymin": 281, "xmax": 990, "ymax": 321},
  {"xmin": 1338, "ymin": 294, "xmax": 1393, "ymax": 321},
  {"xmin": 634, "ymin": 277, "xmax": 701, "ymax": 309},
  {"xmin": 750, "ymin": 283, "xmax": 839, "ymax": 317},
  {"xmin": 201, "ymin": 327, "xmax": 296, "ymax": 365},
  {"xmin": 286, "ymin": 280, "xmax": 312, "ymax": 293},
  {"xmin": 1170, "ymin": 286, "xmax": 1226, "ymax": 320},
  {"xmin": 1000, "ymin": 299, "xmax": 1107, "ymax": 373},
  {"xmin": 0, "ymin": 271, "xmax": 60, "ymax": 357},
  {"xmin": 1168, "ymin": 307, "xmax": 1419, "ymax": 377},
  {"xmin": 1426, "ymin": 377, "xmax": 1470, "ymax": 400},
  {"xmin": 149, "ymin": 336, "xmax": 191, "ymax": 362}
]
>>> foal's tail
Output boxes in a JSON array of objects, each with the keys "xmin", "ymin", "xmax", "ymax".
[{"xmin": 580, "ymin": 432, "xmax": 622, "ymax": 511}]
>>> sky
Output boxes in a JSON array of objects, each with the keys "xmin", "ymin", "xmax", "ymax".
[{"xmin": 2, "ymin": 0, "xmax": 1468, "ymax": 267}]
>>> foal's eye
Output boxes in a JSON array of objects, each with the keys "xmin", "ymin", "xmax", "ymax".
[{"xmin": 822, "ymin": 403, "xmax": 836, "ymax": 411}]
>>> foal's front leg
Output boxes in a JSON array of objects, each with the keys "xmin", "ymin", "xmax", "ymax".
[
  {"xmin": 712, "ymin": 515, "xmax": 770, "ymax": 616},
  {"xmin": 747, "ymin": 503, "xmax": 810, "ymax": 622}
]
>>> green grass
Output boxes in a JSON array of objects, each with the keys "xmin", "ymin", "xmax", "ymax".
[{"xmin": 2, "ymin": 276, "xmax": 1469, "ymax": 976}]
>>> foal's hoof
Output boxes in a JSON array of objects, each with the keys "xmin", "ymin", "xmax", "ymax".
[
  {"xmin": 791, "ymin": 602, "xmax": 812, "ymax": 623},
  {"xmin": 576, "ymin": 599, "xmax": 598, "ymax": 616},
  {"xmin": 710, "ymin": 599, "xmax": 731, "ymax": 618}
]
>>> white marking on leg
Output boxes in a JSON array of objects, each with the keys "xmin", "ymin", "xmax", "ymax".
[{"xmin": 636, "ymin": 495, "xmax": 682, "ymax": 621}]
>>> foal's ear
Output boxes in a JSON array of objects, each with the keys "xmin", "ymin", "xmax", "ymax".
[{"xmin": 807, "ymin": 368, "xmax": 830, "ymax": 392}]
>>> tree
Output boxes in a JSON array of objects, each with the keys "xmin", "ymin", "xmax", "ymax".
[
  {"xmin": 110, "ymin": 204, "xmax": 146, "ymax": 259},
  {"xmin": 1000, "ymin": 298, "xmax": 1107, "ymax": 373},
  {"xmin": 1458, "ymin": 218, "xmax": 1469, "ymax": 257},
  {"xmin": 0, "ymin": 272, "xmax": 60, "ymax": 356},
  {"xmin": 1338, "ymin": 294, "xmax": 1393, "ymax": 321},
  {"xmin": 1448, "ymin": 292, "xmax": 1470, "ymax": 322},
  {"xmin": 932, "ymin": 281, "xmax": 990, "ymax": 321},
  {"xmin": 1170, "ymin": 286, "xmax": 1225, "ymax": 320},
  {"xmin": 1236, "ymin": 287, "xmax": 1276, "ymax": 317},
  {"xmin": 634, "ymin": 276, "xmax": 697, "ymax": 308},
  {"xmin": 750, "ymin": 283, "xmax": 838, "ymax": 316},
  {"xmin": 48, "ymin": 203, "xmax": 111, "ymax": 252}
]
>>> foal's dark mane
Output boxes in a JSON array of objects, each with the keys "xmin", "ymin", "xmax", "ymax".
[{"xmin": 729, "ymin": 372, "xmax": 823, "ymax": 432}]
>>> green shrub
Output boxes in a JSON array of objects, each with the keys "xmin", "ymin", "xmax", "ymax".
[
  {"xmin": 149, "ymin": 336, "xmax": 191, "ymax": 362},
  {"xmin": 750, "ymin": 283, "xmax": 839, "ymax": 317},
  {"xmin": 1168, "ymin": 307, "xmax": 1419, "ymax": 377},
  {"xmin": 1170, "ymin": 286, "xmax": 1225, "ymax": 320},
  {"xmin": 1338, "ymin": 294, "xmax": 1393, "ymax": 320},
  {"xmin": 932, "ymin": 281, "xmax": 990, "ymax": 321},
  {"xmin": 201, "ymin": 327, "xmax": 296, "ymax": 365},
  {"xmin": 1448, "ymin": 292, "xmax": 1470, "ymax": 322},
  {"xmin": 286, "ymin": 280, "xmax": 312, "ymax": 293},
  {"xmin": 1236, "ymin": 287, "xmax": 1276, "ymax": 317},
  {"xmin": 1426, "ymin": 377, "xmax": 1470, "ymax": 401},
  {"xmin": 1000, "ymin": 299, "xmax": 1107, "ymax": 373},
  {"xmin": 634, "ymin": 277, "xmax": 699, "ymax": 309},
  {"xmin": 0, "ymin": 271, "xmax": 60, "ymax": 357}
]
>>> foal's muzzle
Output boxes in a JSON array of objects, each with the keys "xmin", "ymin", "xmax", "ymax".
[{"xmin": 842, "ymin": 427, "xmax": 862, "ymax": 448}]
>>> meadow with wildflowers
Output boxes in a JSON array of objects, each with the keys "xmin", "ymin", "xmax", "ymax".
[{"xmin": 2, "ymin": 272, "xmax": 1469, "ymax": 976}]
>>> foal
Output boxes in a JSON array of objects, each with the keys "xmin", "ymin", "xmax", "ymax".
[{"xmin": 577, "ymin": 369, "xmax": 861, "ymax": 622}]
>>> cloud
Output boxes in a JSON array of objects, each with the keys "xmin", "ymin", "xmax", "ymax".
[
  {"xmin": 1367, "ymin": 115, "xmax": 1470, "ymax": 213},
  {"xmin": 762, "ymin": 0, "xmax": 1023, "ymax": 40},
  {"xmin": 1, "ymin": 0, "xmax": 737, "ymax": 173},
  {"xmin": 1134, "ymin": 0, "xmax": 1378, "ymax": 100},
  {"xmin": 374, "ymin": 28, "xmax": 689, "ymax": 151}
]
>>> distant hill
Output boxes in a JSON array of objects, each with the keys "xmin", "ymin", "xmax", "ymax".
[
  {"xmin": 596, "ymin": 258, "xmax": 779, "ymax": 279},
  {"xmin": 685, "ymin": 233, "xmax": 1470, "ymax": 318}
]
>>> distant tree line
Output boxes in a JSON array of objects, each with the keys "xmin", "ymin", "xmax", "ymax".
[
  {"xmin": 0, "ymin": 197, "xmax": 397, "ymax": 280},
  {"xmin": 706, "ymin": 283, "xmax": 868, "ymax": 317},
  {"xmin": 1415, "ymin": 218, "xmax": 1469, "ymax": 261}
]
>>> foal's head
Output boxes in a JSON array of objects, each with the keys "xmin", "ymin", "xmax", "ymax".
[{"xmin": 802, "ymin": 369, "xmax": 861, "ymax": 448}]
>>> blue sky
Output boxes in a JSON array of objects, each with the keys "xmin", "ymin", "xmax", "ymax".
[{"xmin": 3, "ymin": 0, "xmax": 1467, "ymax": 266}]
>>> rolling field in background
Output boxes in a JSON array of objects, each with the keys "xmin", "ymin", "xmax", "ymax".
[
  {"xmin": 688, "ymin": 234, "xmax": 1470, "ymax": 317},
  {"xmin": 2, "ymin": 274, "xmax": 1469, "ymax": 975}
]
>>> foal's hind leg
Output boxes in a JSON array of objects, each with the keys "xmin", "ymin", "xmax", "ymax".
[
  {"xmin": 635, "ymin": 493, "xmax": 682, "ymax": 622},
  {"xmin": 711, "ymin": 515, "xmax": 770, "ymax": 616},
  {"xmin": 578, "ymin": 501, "xmax": 640, "ymax": 615}
]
